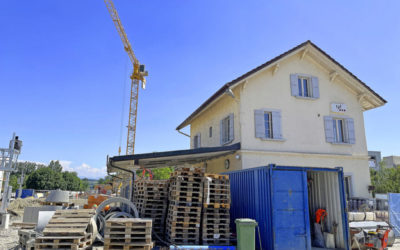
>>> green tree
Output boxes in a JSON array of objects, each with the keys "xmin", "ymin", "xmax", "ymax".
[
  {"xmin": 80, "ymin": 178, "xmax": 89, "ymax": 191},
  {"xmin": 9, "ymin": 174, "xmax": 19, "ymax": 192},
  {"xmin": 25, "ymin": 167, "xmax": 66, "ymax": 190},
  {"xmin": 63, "ymin": 171, "xmax": 81, "ymax": 191},
  {"xmin": 370, "ymin": 163, "xmax": 400, "ymax": 195},
  {"xmin": 48, "ymin": 160, "xmax": 63, "ymax": 172},
  {"xmin": 152, "ymin": 167, "xmax": 174, "ymax": 180}
]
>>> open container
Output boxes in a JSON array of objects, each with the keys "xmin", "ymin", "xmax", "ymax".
[{"xmin": 226, "ymin": 164, "xmax": 350, "ymax": 250}]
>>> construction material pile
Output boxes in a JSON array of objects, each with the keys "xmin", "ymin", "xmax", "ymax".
[
  {"xmin": 166, "ymin": 166, "xmax": 205, "ymax": 245},
  {"xmin": 134, "ymin": 180, "xmax": 168, "ymax": 238},
  {"xmin": 104, "ymin": 218, "xmax": 153, "ymax": 250},
  {"xmin": 8, "ymin": 197, "xmax": 43, "ymax": 211},
  {"xmin": 35, "ymin": 209, "xmax": 96, "ymax": 249},
  {"xmin": 202, "ymin": 173, "xmax": 231, "ymax": 245}
]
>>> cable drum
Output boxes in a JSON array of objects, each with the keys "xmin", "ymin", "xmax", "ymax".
[{"xmin": 94, "ymin": 197, "xmax": 139, "ymax": 241}]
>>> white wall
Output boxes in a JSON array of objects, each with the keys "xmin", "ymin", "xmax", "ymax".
[
  {"xmin": 190, "ymin": 88, "xmax": 241, "ymax": 148},
  {"xmin": 190, "ymin": 51, "xmax": 375, "ymax": 198},
  {"xmin": 239, "ymin": 54, "xmax": 368, "ymax": 156}
]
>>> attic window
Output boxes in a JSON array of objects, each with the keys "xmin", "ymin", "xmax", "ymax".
[{"xmin": 298, "ymin": 76, "xmax": 312, "ymax": 97}]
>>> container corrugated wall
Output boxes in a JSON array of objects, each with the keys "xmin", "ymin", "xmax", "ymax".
[
  {"xmin": 226, "ymin": 165, "xmax": 349, "ymax": 250},
  {"xmin": 227, "ymin": 166, "xmax": 273, "ymax": 250},
  {"xmin": 308, "ymin": 171, "xmax": 345, "ymax": 248}
]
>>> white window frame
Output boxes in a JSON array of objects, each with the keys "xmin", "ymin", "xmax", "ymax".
[
  {"xmin": 333, "ymin": 118, "xmax": 348, "ymax": 143},
  {"xmin": 221, "ymin": 115, "xmax": 232, "ymax": 145},
  {"xmin": 297, "ymin": 75, "xmax": 313, "ymax": 98},
  {"xmin": 264, "ymin": 112, "xmax": 273, "ymax": 139}
]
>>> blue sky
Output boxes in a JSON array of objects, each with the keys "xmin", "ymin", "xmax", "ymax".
[{"xmin": 0, "ymin": 1, "xmax": 399, "ymax": 178}]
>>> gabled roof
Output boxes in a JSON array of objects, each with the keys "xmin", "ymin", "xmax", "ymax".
[{"xmin": 176, "ymin": 40, "xmax": 386, "ymax": 130}]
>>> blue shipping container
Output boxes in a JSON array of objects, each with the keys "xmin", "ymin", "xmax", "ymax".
[
  {"xmin": 15, "ymin": 189, "xmax": 35, "ymax": 198},
  {"xmin": 226, "ymin": 165, "xmax": 349, "ymax": 250}
]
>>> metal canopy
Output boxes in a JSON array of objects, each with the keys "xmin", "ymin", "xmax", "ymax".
[{"xmin": 107, "ymin": 143, "xmax": 240, "ymax": 173}]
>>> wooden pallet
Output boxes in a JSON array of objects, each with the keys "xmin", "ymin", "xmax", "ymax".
[
  {"xmin": 169, "ymin": 180, "xmax": 202, "ymax": 188},
  {"xmin": 167, "ymin": 214, "xmax": 201, "ymax": 223},
  {"xmin": 202, "ymin": 238, "xmax": 230, "ymax": 245},
  {"xmin": 166, "ymin": 235, "xmax": 200, "ymax": 245},
  {"xmin": 204, "ymin": 173, "xmax": 229, "ymax": 180},
  {"xmin": 166, "ymin": 220, "xmax": 201, "ymax": 228},
  {"xmin": 174, "ymin": 166, "xmax": 205, "ymax": 173},
  {"xmin": 41, "ymin": 209, "xmax": 95, "ymax": 236},
  {"xmin": 170, "ymin": 176, "xmax": 204, "ymax": 183},
  {"xmin": 202, "ymin": 213, "xmax": 230, "ymax": 219},
  {"xmin": 203, "ymin": 203, "xmax": 230, "ymax": 209},
  {"xmin": 168, "ymin": 205, "xmax": 202, "ymax": 213},
  {"xmin": 202, "ymin": 207, "xmax": 230, "ymax": 214},
  {"xmin": 170, "ymin": 190, "xmax": 203, "ymax": 198},
  {"xmin": 105, "ymin": 218, "xmax": 152, "ymax": 229},
  {"xmin": 104, "ymin": 242, "xmax": 153, "ymax": 250},
  {"xmin": 171, "ymin": 171, "xmax": 204, "ymax": 178},
  {"xmin": 35, "ymin": 234, "xmax": 92, "ymax": 250},
  {"xmin": 36, "ymin": 209, "xmax": 95, "ymax": 249},
  {"xmin": 202, "ymin": 227, "xmax": 230, "ymax": 234}
]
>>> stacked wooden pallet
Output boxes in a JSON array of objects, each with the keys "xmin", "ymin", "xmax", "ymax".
[
  {"xmin": 166, "ymin": 166, "xmax": 205, "ymax": 245},
  {"xmin": 134, "ymin": 180, "xmax": 168, "ymax": 237},
  {"xmin": 104, "ymin": 218, "xmax": 153, "ymax": 250},
  {"xmin": 202, "ymin": 173, "xmax": 231, "ymax": 245},
  {"xmin": 35, "ymin": 209, "xmax": 95, "ymax": 250}
]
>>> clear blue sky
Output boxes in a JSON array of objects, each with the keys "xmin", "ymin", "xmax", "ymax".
[{"xmin": 0, "ymin": 1, "xmax": 399, "ymax": 178}]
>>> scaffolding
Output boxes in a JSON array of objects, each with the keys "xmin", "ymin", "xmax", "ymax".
[{"xmin": 0, "ymin": 133, "xmax": 22, "ymax": 215}]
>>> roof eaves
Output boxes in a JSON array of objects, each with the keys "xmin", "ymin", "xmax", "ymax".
[{"xmin": 176, "ymin": 40, "xmax": 387, "ymax": 130}]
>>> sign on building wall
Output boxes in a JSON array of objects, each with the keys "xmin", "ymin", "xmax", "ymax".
[{"xmin": 331, "ymin": 103, "xmax": 347, "ymax": 113}]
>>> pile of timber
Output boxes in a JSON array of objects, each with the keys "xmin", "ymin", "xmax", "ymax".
[
  {"xmin": 202, "ymin": 173, "xmax": 231, "ymax": 245},
  {"xmin": 35, "ymin": 209, "xmax": 95, "ymax": 250},
  {"xmin": 166, "ymin": 166, "xmax": 205, "ymax": 245},
  {"xmin": 104, "ymin": 218, "xmax": 153, "ymax": 250},
  {"xmin": 134, "ymin": 179, "xmax": 168, "ymax": 237}
]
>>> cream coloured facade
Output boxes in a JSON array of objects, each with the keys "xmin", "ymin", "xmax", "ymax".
[{"xmin": 177, "ymin": 41, "xmax": 386, "ymax": 198}]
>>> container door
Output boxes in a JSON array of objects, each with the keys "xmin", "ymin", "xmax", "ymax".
[{"xmin": 271, "ymin": 169, "xmax": 311, "ymax": 250}]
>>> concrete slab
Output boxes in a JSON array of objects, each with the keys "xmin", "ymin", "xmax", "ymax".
[{"xmin": 22, "ymin": 206, "xmax": 61, "ymax": 223}]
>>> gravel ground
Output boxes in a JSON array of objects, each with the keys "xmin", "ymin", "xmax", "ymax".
[
  {"xmin": 389, "ymin": 239, "xmax": 400, "ymax": 249},
  {"xmin": 0, "ymin": 227, "xmax": 19, "ymax": 250}
]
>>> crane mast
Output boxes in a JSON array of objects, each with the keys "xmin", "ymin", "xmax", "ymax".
[{"xmin": 104, "ymin": 0, "xmax": 148, "ymax": 155}]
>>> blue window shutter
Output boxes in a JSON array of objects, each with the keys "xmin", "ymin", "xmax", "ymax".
[
  {"xmin": 290, "ymin": 74, "xmax": 299, "ymax": 96},
  {"xmin": 254, "ymin": 110, "xmax": 265, "ymax": 138},
  {"xmin": 220, "ymin": 119, "xmax": 223, "ymax": 145},
  {"xmin": 324, "ymin": 116, "xmax": 334, "ymax": 143},
  {"xmin": 271, "ymin": 111, "xmax": 282, "ymax": 139},
  {"xmin": 229, "ymin": 113, "xmax": 234, "ymax": 142},
  {"xmin": 311, "ymin": 77, "xmax": 320, "ymax": 98},
  {"xmin": 346, "ymin": 118, "xmax": 355, "ymax": 144}
]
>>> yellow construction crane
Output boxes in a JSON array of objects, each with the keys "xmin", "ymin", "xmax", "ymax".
[{"xmin": 104, "ymin": 0, "xmax": 148, "ymax": 155}]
